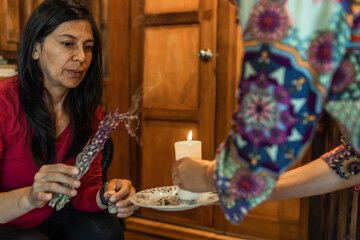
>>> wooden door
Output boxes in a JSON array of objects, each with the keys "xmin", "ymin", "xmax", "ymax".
[{"xmin": 130, "ymin": 0, "xmax": 218, "ymax": 228}]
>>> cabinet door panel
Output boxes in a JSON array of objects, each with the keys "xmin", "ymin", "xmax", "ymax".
[
  {"xmin": 5, "ymin": 0, "xmax": 20, "ymax": 44},
  {"xmin": 143, "ymin": 25, "xmax": 199, "ymax": 111},
  {"xmin": 0, "ymin": 0, "xmax": 45, "ymax": 60},
  {"xmin": 131, "ymin": 0, "xmax": 217, "ymax": 228},
  {"xmin": 145, "ymin": 0, "xmax": 199, "ymax": 14},
  {"xmin": 0, "ymin": 0, "xmax": 20, "ymax": 54},
  {"xmin": 141, "ymin": 120, "xmax": 198, "ymax": 190}
]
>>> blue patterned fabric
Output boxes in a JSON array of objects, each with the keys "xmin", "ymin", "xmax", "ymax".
[
  {"xmin": 215, "ymin": 0, "xmax": 360, "ymax": 224},
  {"xmin": 322, "ymin": 137, "xmax": 360, "ymax": 179}
]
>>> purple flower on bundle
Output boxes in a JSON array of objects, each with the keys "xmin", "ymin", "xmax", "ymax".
[{"xmin": 49, "ymin": 109, "xmax": 140, "ymax": 210}]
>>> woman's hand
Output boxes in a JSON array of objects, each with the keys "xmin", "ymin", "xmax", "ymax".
[
  {"xmin": 26, "ymin": 163, "xmax": 80, "ymax": 209},
  {"xmin": 104, "ymin": 179, "xmax": 139, "ymax": 218},
  {"xmin": 171, "ymin": 157, "xmax": 216, "ymax": 192}
]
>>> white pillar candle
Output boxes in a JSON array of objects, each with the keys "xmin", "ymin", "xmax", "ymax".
[{"xmin": 174, "ymin": 131, "xmax": 202, "ymax": 202}]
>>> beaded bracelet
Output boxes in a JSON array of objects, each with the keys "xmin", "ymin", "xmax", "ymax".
[{"xmin": 100, "ymin": 182, "xmax": 108, "ymax": 206}]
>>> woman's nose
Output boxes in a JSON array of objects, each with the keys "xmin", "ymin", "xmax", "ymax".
[{"xmin": 73, "ymin": 47, "xmax": 86, "ymax": 63}]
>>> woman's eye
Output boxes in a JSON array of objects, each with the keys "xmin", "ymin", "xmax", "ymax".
[
  {"xmin": 85, "ymin": 45, "xmax": 93, "ymax": 51},
  {"xmin": 62, "ymin": 41, "xmax": 72, "ymax": 47}
]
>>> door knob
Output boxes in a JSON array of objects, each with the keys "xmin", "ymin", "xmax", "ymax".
[{"xmin": 198, "ymin": 49, "xmax": 213, "ymax": 62}]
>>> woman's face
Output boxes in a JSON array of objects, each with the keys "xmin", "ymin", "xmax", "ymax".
[{"xmin": 32, "ymin": 20, "xmax": 94, "ymax": 92}]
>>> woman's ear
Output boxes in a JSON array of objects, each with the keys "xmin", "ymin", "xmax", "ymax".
[{"xmin": 32, "ymin": 42, "xmax": 41, "ymax": 60}]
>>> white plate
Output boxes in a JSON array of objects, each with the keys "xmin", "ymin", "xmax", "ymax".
[{"xmin": 130, "ymin": 186, "xmax": 218, "ymax": 211}]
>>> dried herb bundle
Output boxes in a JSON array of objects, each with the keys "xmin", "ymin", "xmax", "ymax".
[{"xmin": 49, "ymin": 110, "xmax": 140, "ymax": 210}]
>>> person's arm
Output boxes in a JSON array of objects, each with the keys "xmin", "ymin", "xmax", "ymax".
[
  {"xmin": 267, "ymin": 157, "xmax": 360, "ymax": 201},
  {"xmin": 0, "ymin": 187, "xmax": 38, "ymax": 223},
  {"xmin": 0, "ymin": 107, "xmax": 81, "ymax": 223},
  {"xmin": 172, "ymin": 155, "xmax": 360, "ymax": 201},
  {"xmin": 0, "ymin": 164, "xmax": 80, "ymax": 223}
]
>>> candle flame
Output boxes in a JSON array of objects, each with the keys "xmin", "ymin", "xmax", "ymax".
[
  {"xmin": 187, "ymin": 130, "xmax": 192, "ymax": 145},
  {"xmin": 187, "ymin": 130, "xmax": 192, "ymax": 141}
]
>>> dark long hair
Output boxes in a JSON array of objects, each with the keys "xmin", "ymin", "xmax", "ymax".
[{"xmin": 18, "ymin": 0, "xmax": 103, "ymax": 166}]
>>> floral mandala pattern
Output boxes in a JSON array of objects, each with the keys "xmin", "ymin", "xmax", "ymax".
[
  {"xmin": 234, "ymin": 72, "xmax": 297, "ymax": 147},
  {"xmin": 339, "ymin": 156, "xmax": 360, "ymax": 178},
  {"xmin": 215, "ymin": 137, "xmax": 277, "ymax": 224},
  {"xmin": 241, "ymin": 89, "xmax": 278, "ymax": 129},
  {"xmin": 322, "ymin": 139, "xmax": 360, "ymax": 179},
  {"xmin": 307, "ymin": 32, "xmax": 335, "ymax": 74},
  {"xmin": 230, "ymin": 170, "xmax": 265, "ymax": 198},
  {"xmin": 250, "ymin": 2, "xmax": 289, "ymax": 42},
  {"xmin": 330, "ymin": 59, "xmax": 356, "ymax": 93}
]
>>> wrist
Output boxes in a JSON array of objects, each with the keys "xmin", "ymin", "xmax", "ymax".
[
  {"xmin": 99, "ymin": 182, "xmax": 108, "ymax": 208},
  {"xmin": 21, "ymin": 187, "xmax": 35, "ymax": 211}
]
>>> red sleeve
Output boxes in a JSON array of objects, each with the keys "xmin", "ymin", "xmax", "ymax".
[
  {"xmin": 0, "ymin": 90, "xmax": 8, "ymax": 160},
  {"xmin": 0, "ymin": 113, "xmax": 4, "ymax": 159},
  {"xmin": 72, "ymin": 106, "xmax": 105, "ymax": 212}
]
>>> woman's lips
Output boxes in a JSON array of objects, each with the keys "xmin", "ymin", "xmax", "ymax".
[{"xmin": 68, "ymin": 70, "xmax": 84, "ymax": 78}]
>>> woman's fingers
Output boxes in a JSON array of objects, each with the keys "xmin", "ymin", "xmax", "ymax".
[
  {"xmin": 105, "ymin": 179, "xmax": 139, "ymax": 218},
  {"xmin": 172, "ymin": 159, "xmax": 186, "ymax": 187},
  {"xmin": 34, "ymin": 163, "xmax": 80, "ymax": 190},
  {"xmin": 36, "ymin": 192, "xmax": 53, "ymax": 202},
  {"xmin": 40, "ymin": 163, "xmax": 79, "ymax": 175},
  {"xmin": 116, "ymin": 204, "xmax": 139, "ymax": 218},
  {"xmin": 45, "ymin": 182, "xmax": 77, "ymax": 196},
  {"xmin": 28, "ymin": 163, "xmax": 81, "ymax": 208},
  {"xmin": 107, "ymin": 179, "xmax": 132, "ymax": 203},
  {"xmin": 26, "ymin": 164, "xmax": 81, "ymax": 209},
  {"xmin": 172, "ymin": 159, "xmax": 182, "ymax": 185},
  {"xmin": 172, "ymin": 173, "xmax": 180, "ymax": 186},
  {"xmin": 33, "ymin": 181, "xmax": 77, "ymax": 197},
  {"xmin": 113, "ymin": 187, "xmax": 136, "ymax": 208},
  {"xmin": 34, "ymin": 171, "xmax": 81, "ymax": 189}
]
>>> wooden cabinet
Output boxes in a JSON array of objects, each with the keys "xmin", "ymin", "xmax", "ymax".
[
  {"xmin": 104, "ymin": 0, "xmax": 311, "ymax": 239},
  {"xmin": 0, "ymin": 0, "xmax": 20, "ymax": 61},
  {"xmin": 131, "ymin": 0, "xmax": 217, "ymax": 229},
  {"xmin": 0, "ymin": 0, "xmax": 44, "ymax": 61}
]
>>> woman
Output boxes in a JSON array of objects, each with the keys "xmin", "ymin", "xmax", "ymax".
[
  {"xmin": 172, "ymin": 0, "xmax": 360, "ymax": 225},
  {"xmin": 0, "ymin": 0, "xmax": 138, "ymax": 239}
]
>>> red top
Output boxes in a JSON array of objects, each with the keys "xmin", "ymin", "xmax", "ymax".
[{"xmin": 0, "ymin": 76, "xmax": 104, "ymax": 228}]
